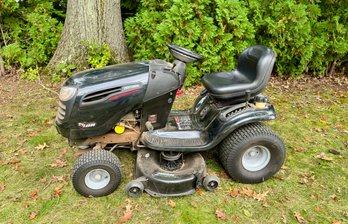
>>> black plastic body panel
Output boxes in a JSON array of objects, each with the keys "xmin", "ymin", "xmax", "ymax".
[
  {"xmin": 142, "ymin": 99, "xmax": 277, "ymax": 152},
  {"xmin": 141, "ymin": 91, "xmax": 177, "ymax": 131},
  {"xmin": 55, "ymin": 59, "xmax": 181, "ymax": 140},
  {"xmin": 56, "ymin": 62, "xmax": 150, "ymax": 139},
  {"xmin": 141, "ymin": 59, "xmax": 179, "ymax": 130}
]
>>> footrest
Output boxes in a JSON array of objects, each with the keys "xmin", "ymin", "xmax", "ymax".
[{"xmin": 142, "ymin": 130, "xmax": 208, "ymax": 148}]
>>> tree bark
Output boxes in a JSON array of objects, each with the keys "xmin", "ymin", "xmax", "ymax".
[
  {"xmin": 48, "ymin": 0, "xmax": 130, "ymax": 69},
  {"xmin": 0, "ymin": 54, "xmax": 5, "ymax": 76}
]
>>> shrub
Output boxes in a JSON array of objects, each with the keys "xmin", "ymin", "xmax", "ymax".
[
  {"xmin": 0, "ymin": 1, "xmax": 63, "ymax": 70},
  {"xmin": 125, "ymin": 0, "xmax": 348, "ymax": 83},
  {"xmin": 248, "ymin": 0, "xmax": 348, "ymax": 77},
  {"xmin": 85, "ymin": 42, "xmax": 112, "ymax": 68},
  {"xmin": 247, "ymin": 0, "xmax": 323, "ymax": 76},
  {"xmin": 125, "ymin": 0, "xmax": 255, "ymax": 85}
]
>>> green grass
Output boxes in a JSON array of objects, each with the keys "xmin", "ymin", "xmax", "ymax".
[{"xmin": 0, "ymin": 78, "xmax": 347, "ymax": 223}]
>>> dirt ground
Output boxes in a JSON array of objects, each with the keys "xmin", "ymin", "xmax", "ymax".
[{"xmin": 1, "ymin": 72, "xmax": 347, "ymax": 105}]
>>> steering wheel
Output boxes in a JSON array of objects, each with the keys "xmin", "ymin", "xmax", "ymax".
[{"xmin": 167, "ymin": 43, "xmax": 203, "ymax": 63}]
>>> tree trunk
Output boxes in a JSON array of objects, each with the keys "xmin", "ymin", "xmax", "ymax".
[
  {"xmin": 48, "ymin": 0, "xmax": 130, "ymax": 69},
  {"xmin": 0, "ymin": 54, "xmax": 5, "ymax": 76}
]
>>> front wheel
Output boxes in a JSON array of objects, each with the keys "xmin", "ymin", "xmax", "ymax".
[
  {"xmin": 71, "ymin": 149, "xmax": 122, "ymax": 197},
  {"xmin": 219, "ymin": 122, "xmax": 285, "ymax": 184}
]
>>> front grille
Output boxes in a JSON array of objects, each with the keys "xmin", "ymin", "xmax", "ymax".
[
  {"xmin": 82, "ymin": 87, "xmax": 121, "ymax": 103},
  {"xmin": 56, "ymin": 101, "xmax": 66, "ymax": 121}
]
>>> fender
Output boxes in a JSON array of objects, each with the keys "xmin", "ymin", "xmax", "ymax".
[
  {"xmin": 144, "ymin": 104, "xmax": 276, "ymax": 152},
  {"xmin": 207, "ymin": 105, "xmax": 277, "ymax": 149}
]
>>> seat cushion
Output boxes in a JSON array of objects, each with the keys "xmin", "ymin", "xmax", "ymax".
[
  {"xmin": 202, "ymin": 70, "xmax": 251, "ymax": 98},
  {"xmin": 202, "ymin": 45, "xmax": 276, "ymax": 100}
]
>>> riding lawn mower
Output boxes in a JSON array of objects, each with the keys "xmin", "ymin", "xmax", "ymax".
[{"xmin": 55, "ymin": 44, "xmax": 286, "ymax": 197}]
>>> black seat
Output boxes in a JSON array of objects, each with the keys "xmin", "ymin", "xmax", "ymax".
[{"xmin": 202, "ymin": 46, "xmax": 276, "ymax": 102}]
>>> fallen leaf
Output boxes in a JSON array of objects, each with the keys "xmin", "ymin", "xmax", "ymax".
[
  {"xmin": 52, "ymin": 175, "xmax": 64, "ymax": 181},
  {"xmin": 35, "ymin": 143, "xmax": 48, "ymax": 150},
  {"xmin": 196, "ymin": 187, "xmax": 204, "ymax": 196},
  {"xmin": 190, "ymin": 202, "xmax": 198, "ymax": 208},
  {"xmin": 27, "ymin": 131, "xmax": 39, "ymax": 137},
  {"xmin": 49, "ymin": 159, "xmax": 67, "ymax": 168},
  {"xmin": 344, "ymin": 141, "xmax": 348, "ymax": 149},
  {"xmin": 281, "ymin": 165, "xmax": 289, "ymax": 170},
  {"xmin": 121, "ymin": 211, "xmax": 132, "ymax": 223},
  {"xmin": 310, "ymin": 217, "xmax": 317, "ymax": 222},
  {"xmin": 311, "ymin": 192, "xmax": 318, "ymax": 200},
  {"xmin": 218, "ymin": 170, "xmax": 230, "ymax": 179},
  {"xmin": 168, "ymin": 199, "xmax": 176, "ymax": 208},
  {"xmin": 315, "ymin": 206, "xmax": 321, "ymax": 213},
  {"xmin": 230, "ymin": 188, "xmax": 240, "ymax": 198},
  {"xmin": 231, "ymin": 215, "xmax": 240, "ymax": 221},
  {"xmin": 40, "ymin": 177, "xmax": 47, "ymax": 184},
  {"xmin": 125, "ymin": 199, "xmax": 132, "ymax": 212},
  {"xmin": 262, "ymin": 202, "xmax": 270, "ymax": 208},
  {"xmin": 215, "ymin": 208, "xmax": 228, "ymax": 220},
  {"xmin": 15, "ymin": 162, "xmax": 20, "ymax": 171},
  {"xmin": 294, "ymin": 211, "xmax": 307, "ymax": 224},
  {"xmin": 253, "ymin": 191, "xmax": 268, "ymax": 201},
  {"xmin": 343, "ymin": 211, "xmax": 348, "ymax": 218},
  {"xmin": 240, "ymin": 187, "xmax": 255, "ymax": 197},
  {"xmin": 30, "ymin": 191, "xmax": 38, "ymax": 201},
  {"xmin": 29, "ymin": 211, "xmax": 38, "ymax": 220},
  {"xmin": 134, "ymin": 203, "xmax": 140, "ymax": 210},
  {"xmin": 2, "ymin": 159, "xmax": 21, "ymax": 165},
  {"xmin": 332, "ymin": 220, "xmax": 342, "ymax": 224},
  {"xmin": 59, "ymin": 148, "xmax": 68, "ymax": 158},
  {"xmin": 330, "ymin": 194, "xmax": 337, "ymax": 201},
  {"xmin": 284, "ymin": 196, "xmax": 291, "ymax": 201},
  {"xmin": 18, "ymin": 149, "xmax": 29, "ymax": 155},
  {"xmin": 243, "ymin": 209, "xmax": 252, "ymax": 217},
  {"xmin": 315, "ymin": 153, "xmax": 333, "ymax": 161},
  {"xmin": 299, "ymin": 177, "xmax": 308, "ymax": 184},
  {"xmin": 295, "ymin": 147, "xmax": 305, "ymax": 152},
  {"xmin": 53, "ymin": 186, "xmax": 63, "ymax": 198},
  {"xmin": 0, "ymin": 184, "xmax": 6, "ymax": 191},
  {"xmin": 120, "ymin": 199, "xmax": 133, "ymax": 223},
  {"xmin": 23, "ymin": 202, "xmax": 30, "ymax": 208}
]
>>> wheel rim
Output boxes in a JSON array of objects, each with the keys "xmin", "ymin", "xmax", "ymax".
[
  {"xmin": 84, "ymin": 169, "xmax": 111, "ymax": 190},
  {"xmin": 129, "ymin": 187, "xmax": 141, "ymax": 196},
  {"xmin": 207, "ymin": 181, "xmax": 218, "ymax": 190},
  {"xmin": 242, "ymin": 146, "xmax": 271, "ymax": 172}
]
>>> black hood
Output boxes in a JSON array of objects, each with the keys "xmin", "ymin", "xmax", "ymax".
[{"xmin": 65, "ymin": 62, "xmax": 149, "ymax": 88}]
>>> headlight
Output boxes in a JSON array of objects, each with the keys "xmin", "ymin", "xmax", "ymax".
[{"xmin": 59, "ymin": 86, "xmax": 77, "ymax": 101}]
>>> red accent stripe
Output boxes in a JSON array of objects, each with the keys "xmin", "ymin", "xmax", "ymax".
[{"xmin": 107, "ymin": 89, "xmax": 140, "ymax": 101}]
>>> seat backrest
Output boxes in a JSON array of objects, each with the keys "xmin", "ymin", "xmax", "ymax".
[{"xmin": 237, "ymin": 46, "xmax": 276, "ymax": 84}]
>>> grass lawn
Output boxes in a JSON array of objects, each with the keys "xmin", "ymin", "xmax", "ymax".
[{"xmin": 0, "ymin": 75, "xmax": 347, "ymax": 224}]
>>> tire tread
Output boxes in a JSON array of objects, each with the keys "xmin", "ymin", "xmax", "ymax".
[
  {"xmin": 72, "ymin": 150, "xmax": 122, "ymax": 197},
  {"xmin": 219, "ymin": 122, "xmax": 285, "ymax": 183}
]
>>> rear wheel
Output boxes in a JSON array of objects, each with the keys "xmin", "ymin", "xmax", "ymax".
[
  {"xmin": 219, "ymin": 122, "xmax": 285, "ymax": 184},
  {"xmin": 72, "ymin": 149, "xmax": 122, "ymax": 197}
]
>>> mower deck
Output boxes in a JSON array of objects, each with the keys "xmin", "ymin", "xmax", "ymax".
[{"xmin": 133, "ymin": 149, "xmax": 206, "ymax": 197}]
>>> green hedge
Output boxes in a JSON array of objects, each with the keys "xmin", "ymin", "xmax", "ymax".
[
  {"xmin": 125, "ymin": 0, "xmax": 348, "ymax": 85},
  {"xmin": 0, "ymin": 0, "xmax": 65, "ymax": 69},
  {"xmin": 1, "ymin": 0, "xmax": 347, "ymax": 84}
]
